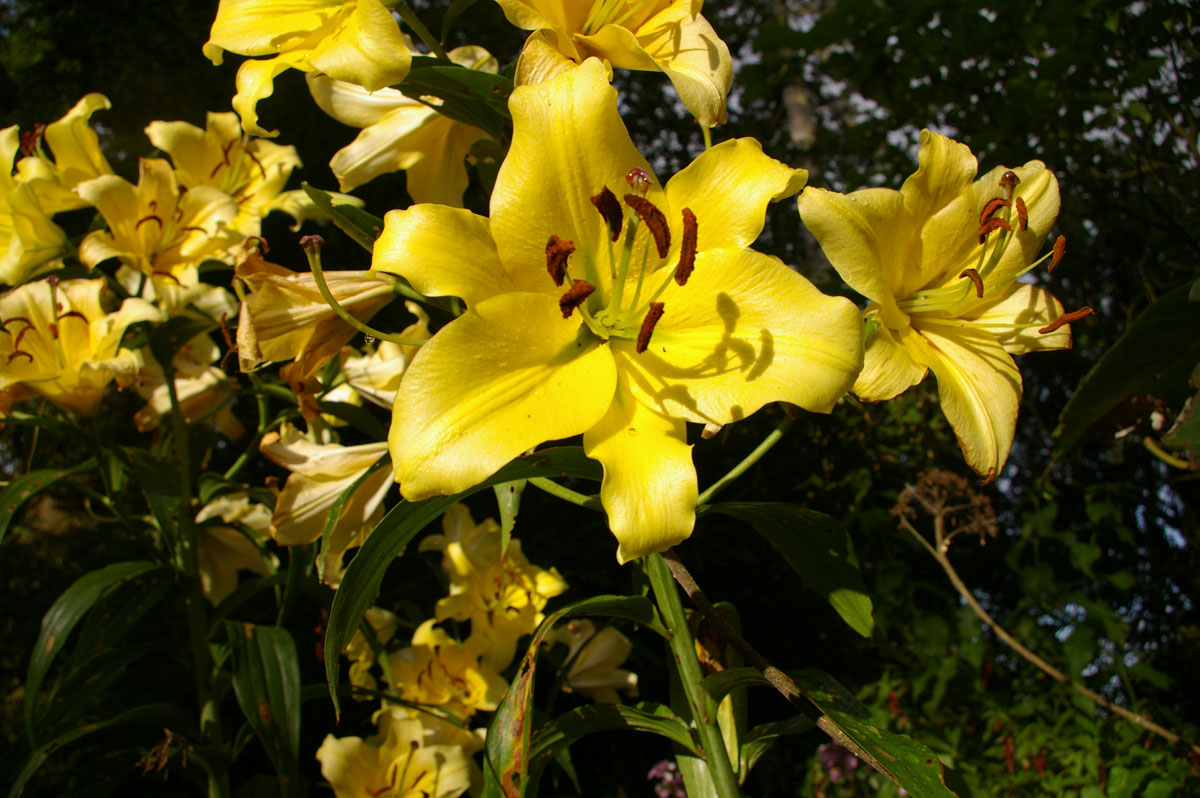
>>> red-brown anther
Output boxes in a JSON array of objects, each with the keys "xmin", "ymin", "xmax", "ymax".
[
  {"xmin": 1038, "ymin": 306, "xmax": 1093, "ymax": 334},
  {"xmin": 1049, "ymin": 235, "xmax": 1066, "ymax": 272},
  {"xmin": 1014, "ymin": 197, "xmax": 1028, "ymax": 231},
  {"xmin": 979, "ymin": 197, "xmax": 1010, "ymax": 225},
  {"xmin": 545, "ymin": 235, "xmax": 575, "ymax": 286},
  {"xmin": 558, "ymin": 279, "xmax": 595, "ymax": 318},
  {"xmin": 19, "ymin": 124, "xmax": 45, "ymax": 157},
  {"xmin": 7, "ymin": 351, "xmax": 32, "ymax": 364},
  {"xmin": 136, "ymin": 215, "xmax": 163, "ymax": 230},
  {"xmin": 57, "ymin": 310, "xmax": 86, "ymax": 324},
  {"xmin": 624, "ymin": 194, "xmax": 670, "ymax": 258},
  {"xmin": 978, "ymin": 216, "xmax": 1012, "ymax": 244},
  {"xmin": 625, "ymin": 167, "xmax": 651, "ymax": 196},
  {"xmin": 675, "ymin": 208, "xmax": 698, "ymax": 286},
  {"xmin": 958, "ymin": 267, "xmax": 984, "ymax": 298},
  {"xmin": 636, "ymin": 302, "xmax": 665, "ymax": 353},
  {"xmin": 591, "ymin": 187, "xmax": 623, "ymax": 241}
]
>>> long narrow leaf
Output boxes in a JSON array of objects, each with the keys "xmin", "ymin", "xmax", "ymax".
[
  {"xmin": 229, "ymin": 623, "xmax": 303, "ymax": 797},
  {"xmin": 0, "ymin": 459, "xmax": 97, "ymax": 546}
]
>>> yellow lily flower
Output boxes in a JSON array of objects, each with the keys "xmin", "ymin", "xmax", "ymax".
[
  {"xmin": 235, "ymin": 248, "xmax": 399, "ymax": 387},
  {"xmin": 203, "ymin": 0, "xmax": 412, "ymax": 137},
  {"xmin": 316, "ymin": 707, "xmax": 472, "ymax": 798},
  {"xmin": 0, "ymin": 277, "xmax": 163, "ymax": 415},
  {"xmin": 260, "ymin": 423, "xmax": 392, "ymax": 586},
  {"xmin": 307, "ymin": 44, "xmax": 496, "ymax": 204},
  {"xmin": 547, "ymin": 618, "xmax": 638, "ymax": 703},
  {"xmin": 496, "ymin": 0, "xmax": 733, "ymax": 127},
  {"xmin": 145, "ymin": 111, "xmax": 303, "ymax": 238},
  {"xmin": 76, "ymin": 158, "xmax": 241, "ymax": 313},
  {"xmin": 320, "ymin": 301, "xmax": 431, "ymax": 409},
  {"xmin": 343, "ymin": 606, "xmax": 400, "ymax": 693},
  {"xmin": 419, "ymin": 504, "xmax": 567, "ymax": 671},
  {"xmin": 386, "ymin": 619, "xmax": 509, "ymax": 721},
  {"xmin": 798, "ymin": 130, "xmax": 1085, "ymax": 480},
  {"xmin": 0, "ymin": 127, "xmax": 69, "ymax": 286},
  {"xmin": 134, "ymin": 333, "xmax": 245, "ymax": 438},
  {"xmin": 374, "ymin": 59, "xmax": 863, "ymax": 563},
  {"xmin": 194, "ymin": 493, "xmax": 274, "ymax": 605},
  {"xmin": 15, "ymin": 94, "xmax": 114, "ymax": 215}
]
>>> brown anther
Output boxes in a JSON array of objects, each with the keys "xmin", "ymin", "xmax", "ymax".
[
  {"xmin": 57, "ymin": 310, "xmax": 87, "ymax": 325},
  {"xmin": 7, "ymin": 351, "xmax": 33, "ymax": 364},
  {"xmin": 558, "ymin": 279, "xmax": 595, "ymax": 318},
  {"xmin": 545, "ymin": 235, "xmax": 575, "ymax": 286},
  {"xmin": 13, "ymin": 324, "xmax": 31, "ymax": 349},
  {"xmin": 1049, "ymin": 235, "xmax": 1066, "ymax": 272},
  {"xmin": 151, "ymin": 270, "xmax": 182, "ymax": 285},
  {"xmin": 978, "ymin": 216, "xmax": 1012, "ymax": 244},
  {"xmin": 48, "ymin": 322, "xmax": 58, "ymax": 339},
  {"xmin": 1014, "ymin": 197, "xmax": 1028, "ymax": 231},
  {"xmin": 299, "ymin": 234, "xmax": 324, "ymax": 254},
  {"xmin": 999, "ymin": 170, "xmax": 1021, "ymax": 194},
  {"xmin": 136, "ymin": 214, "xmax": 163, "ymax": 230},
  {"xmin": 675, "ymin": 208, "xmax": 698, "ymax": 286},
  {"xmin": 979, "ymin": 197, "xmax": 1010, "ymax": 225},
  {"xmin": 19, "ymin": 124, "xmax": 45, "ymax": 157},
  {"xmin": 624, "ymin": 194, "xmax": 670, "ymax": 258},
  {"xmin": 958, "ymin": 268, "xmax": 984, "ymax": 298},
  {"xmin": 246, "ymin": 235, "xmax": 269, "ymax": 253},
  {"xmin": 1038, "ymin": 306, "xmax": 1093, "ymax": 335},
  {"xmin": 590, "ymin": 187, "xmax": 623, "ymax": 241},
  {"xmin": 636, "ymin": 302, "xmax": 665, "ymax": 353},
  {"xmin": 625, "ymin": 167, "xmax": 651, "ymax": 196}
]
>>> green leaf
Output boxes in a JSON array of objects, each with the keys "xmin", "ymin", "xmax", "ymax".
[
  {"xmin": 740, "ymin": 715, "xmax": 816, "ymax": 773},
  {"xmin": 493, "ymin": 479, "xmax": 525, "ymax": 555},
  {"xmin": 301, "ymin": 182, "xmax": 385, "ymax": 251},
  {"xmin": 483, "ymin": 594, "xmax": 665, "ymax": 798},
  {"xmin": 529, "ymin": 703, "xmax": 696, "ymax": 775},
  {"xmin": 793, "ymin": 668, "xmax": 959, "ymax": 797},
  {"xmin": 24, "ymin": 561, "xmax": 162, "ymax": 746},
  {"xmin": 399, "ymin": 57, "xmax": 513, "ymax": 141},
  {"xmin": 148, "ymin": 313, "xmax": 217, "ymax": 371},
  {"xmin": 1054, "ymin": 285, "xmax": 1200, "ymax": 457},
  {"xmin": 710, "ymin": 503, "xmax": 874, "ymax": 637},
  {"xmin": 316, "ymin": 400, "xmax": 388, "ymax": 440},
  {"xmin": 316, "ymin": 451, "xmax": 390, "ymax": 583},
  {"xmin": 324, "ymin": 447, "xmax": 603, "ymax": 714},
  {"xmin": 0, "ymin": 458, "xmax": 97, "ymax": 546},
  {"xmin": 229, "ymin": 623, "xmax": 303, "ymax": 797},
  {"xmin": 1162, "ymin": 371, "xmax": 1200, "ymax": 455},
  {"xmin": 702, "ymin": 667, "xmax": 769, "ymax": 704}
]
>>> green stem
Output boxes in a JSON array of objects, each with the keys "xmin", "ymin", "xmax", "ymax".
[
  {"xmin": 392, "ymin": 0, "xmax": 451, "ymax": 61},
  {"xmin": 697, "ymin": 412, "xmax": 794, "ymax": 507},
  {"xmin": 223, "ymin": 386, "xmax": 271, "ymax": 481},
  {"xmin": 303, "ymin": 239, "xmax": 427, "ymax": 347},
  {"xmin": 528, "ymin": 477, "xmax": 602, "ymax": 510},
  {"xmin": 646, "ymin": 553, "xmax": 741, "ymax": 797}
]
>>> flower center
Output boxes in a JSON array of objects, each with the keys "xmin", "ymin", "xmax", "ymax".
[
  {"xmin": 543, "ymin": 168, "xmax": 697, "ymax": 354},
  {"xmin": 581, "ymin": 0, "xmax": 640, "ymax": 35}
]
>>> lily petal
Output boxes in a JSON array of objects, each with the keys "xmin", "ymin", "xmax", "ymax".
[
  {"xmin": 665, "ymin": 138, "xmax": 805, "ymax": 253},
  {"xmin": 915, "ymin": 324, "xmax": 1022, "ymax": 480},
  {"xmin": 583, "ymin": 381, "xmax": 696, "ymax": 563},
  {"xmin": 620, "ymin": 248, "xmax": 863, "ymax": 424},
  {"xmin": 959, "ymin": 282, "xmax": 1070, "ymax": 354},
  {"xmin": 392, "ymin": 292, "xmax": 618, "ymax": 500},
  {"xmin": 852, "ymin": 321, "xmax": 928, "ymax": 401}
]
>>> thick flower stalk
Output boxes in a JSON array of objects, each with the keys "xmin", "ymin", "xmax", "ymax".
[
  {"xmin": 374, "ymin": 59, "xmax": 863, "ymax": 563},
  {"xmin": 419, "ymin": 504, "xmax": 567, "ymax": 670},
  {"xmin": 145, "ymin": 111, "xmax": 303, "ymax": 238},
  {"xmin": 0, "ymin": 277, "xmax": 163, "ymax": 415},
  {"xmin": 798, "ymin": 130, "xmax": 1088, "ymax": 479},
  {"xmin": 204, "ymin": 0, "xmax": 412, "ymax": 137},
  {"xmin": 496, "ymin": 0, "xmax": 733, "ymax": 127},
  {"xmin": 308, "ymin": 44, "xmax": 497, "ymax": 204}
]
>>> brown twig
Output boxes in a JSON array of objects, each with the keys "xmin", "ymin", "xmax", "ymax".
[{"xmin": 897, "ymin": 487, "xmax": 1200, "ymax": 757}]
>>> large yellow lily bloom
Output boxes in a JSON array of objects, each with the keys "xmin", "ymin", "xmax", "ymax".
[
  {"xmin": 497, "ymin": 0, "xmax": 733, "ymax": 127},
  {"xmin": 0, "ymin": 127, "xmax": 69, "ymax": 286},
  {"xmin": 374, "ymin": 60, "xmax": 863, "ymax": 563},
  {"xmin": 204, "ymin": 0, "xmax": 412, "ymax": 137},
  {"xmin": 15, "ymin": 94, "xmax": 113, "ymax": 215},
  {"xmin": 798, "ymin": 130, "xmax": 1079, "ymax": 480}
]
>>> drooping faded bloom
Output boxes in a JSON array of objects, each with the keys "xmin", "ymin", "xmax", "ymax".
[
  {"xmin": 76, "ymin": 158, "xmax": 241, "ymax": 312},
  {"xmin": 496, "ymin": 0, "xmax": 733, "ymax": 127},
  {"xmin": 15, "ymin": 94, "xmax": 114, "ymax": 215},
  {"xmin": 798, "ymin": 130, "xmax": 1086, "ymax": 480},
  {"xmin": 0, "ymin": 127, "xmax": 69, "ymax": 286},
  {"xmin": 374, "ymin": 59, "xmax": 863, "ymax": 563},
  {"xmin": 203, "ymin": 0, "xmax": 412, "ymax": 137},
  {"xmin": 308, "ymin": 44, "xmax": 497, "ymax": 204},
  {"xmin": 320, "ymin": 302, "xmax": 431, "ymax": 410},
  {"xmin": 145, "ymin": 111, "xmax": 303, "ymax": 238},
  {"xmin": 134, "ymin": 333, "xmax": 245, "ymax": 438},
  {"xmin": 260, "ymin": 423, "xmax": 392, "ymax": 586},
  {"xmin": 547, "ymin": 618, "xmax": 638, "ymax": 703},
  {"xmin": 194, "ymin": 493, "xmax": 274, "ymax": 605},
  {"xmin": 419, "ymin": 504, "xmax": 567, "ymax": 670},
  {"xmin": 316, "ymin": 707, "xmax": 472, "ymax": 798},
  {"xmin": 0, "ymin": 277, "xmax": 163, "ymax": 415},
  {"xmin": 385, "ymin": 620, "xmax": 509, "ymax": 721},
  {"xmin": 236, "ymin": 248, "xmax": 399, "ymax": 387}
]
